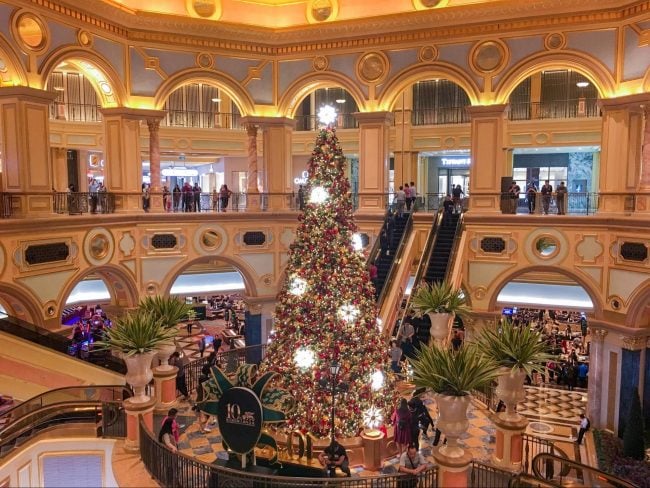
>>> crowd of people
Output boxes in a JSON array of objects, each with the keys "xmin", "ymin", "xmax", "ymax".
[
  {"xmin": 504, "ymin": 180, "xmax": 570, "ymax": 215},
  {"xmin": 67, "ymin": 305, "xmax": 112, "ymax": 358}
]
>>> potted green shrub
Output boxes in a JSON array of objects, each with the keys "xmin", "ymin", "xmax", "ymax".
[
  {"xmin": 410, "ymin": 281, "xmax": 469, "ymax": 345},
  {"xmin": 410, "ymin": 342, "xmax": 498, "ymax": 458},
  {"xmin": 95, "ymin": 310, "xmax": 177, "ymax": 403},
  {"xmin": 476, "ymin": 319, "xmax": 553, "ymax": 421},
  {"xmin": 139, "ymin": 296, "xmax": 194, "ymax": 370}
]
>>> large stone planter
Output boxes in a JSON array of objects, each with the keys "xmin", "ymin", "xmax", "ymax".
[
  {"xmin": 154, "ymin": 341, "xmax": 177, "ymax": 371},
  {"xmin": 434, "ymin": 393, "xmax": 471, "ymax": 459},
  {"xmin": 427, "ymin": 312, "xmax": 453, "ymax": 345},
  {"xmin": 495, "ymin": 367, "xmax": 527, "ymax": 422},
  {"xmin": 124, "ymin": 351, "xmax": 157, "ymax": 403}
]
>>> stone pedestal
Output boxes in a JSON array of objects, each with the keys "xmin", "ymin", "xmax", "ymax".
[
  {"xmin": 432, "ymin": 449, "xmax": 472, "ymax": 488},
  {"xmin": 153, "ymin": 365, "xmax": 178, "ymax": 414},
  {"xmin": 361, "ymin": 429, "xmax": 384, "ymax": 471},
  {"xmin": 492, "ymin": 414, "xmax": 528, "ymax": 471},
  {"xmin": 124, "ymin": 396, "xmax": 156, "ymax": 453}
]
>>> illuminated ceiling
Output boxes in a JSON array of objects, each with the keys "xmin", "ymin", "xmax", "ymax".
[{"xmin": 89, "ymin": 0, "xmax": 629, "ymax": 32}]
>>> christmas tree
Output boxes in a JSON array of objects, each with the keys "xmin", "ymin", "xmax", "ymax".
[{"xmin": 262, "ymin": 109, "xmax": 397, "ymax": 439}]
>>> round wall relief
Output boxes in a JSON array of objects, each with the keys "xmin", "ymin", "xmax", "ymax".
[
  {"xmin": 77, "ymin": 30, "xmax": 93, "ymax": 48},
  {"xmin": 544, "ymin": 32, "xmax": 566, "ymax": 51},
  {"xmin": 313, "ymin": 55, "xmax": 329, "ymax": 71},
  {"xmin": 356, "ymin": 51, "xmax": 389, "ymax": 84},
  {"xmin": 470, "ymin": 40, "xmax": 508, "ymax": 75},
  {"xmin": 84, "ymin": 228, "xmax": 114, "ymax": 266},
  {"xmin": 523, "ymin": 228, "xmax": 568, "ymax": 265},
  {"xmin": 186, "ymin": 0, "xmax": 222, "ymax": 20},
  {"xmin": 412, "ymin": 0, "xmax": 448, "ymax": 9},
  {"xmin": 306, "ymin": 0, "xmax": 338, "ymax": 23},
  {"xmin": 194, "ymin": 224, "xmax": 227, "ymax": 255},
  {"xmin": 196, "ymin": 52, "xmax": 214, "ymax": 69},
  {"xmin": 12, "ymin": 11, "xmax": 49, "ymax": 54},
  {"xmin": 419, "ymin": 45, "xmax": 439, "ymax": 63}
]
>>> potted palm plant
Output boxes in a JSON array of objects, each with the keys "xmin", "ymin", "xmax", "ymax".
[
  {"xmin": 95, "ymin": 310, "xmax": 178, "ymax": 403},
  {"xmin": 476, "ymin": 319, "xmax": 553, "ymax": 421},
  {"xmin": 410, "ymin": 342, "xmax": 498, "ymax": 458},
  {"xmin": 139, "ymin": 296, "xmax": 194, "ymax": 370},
  {"xmin": 410, "ymin": 281, "xmax": 469, "ymax": 345}
]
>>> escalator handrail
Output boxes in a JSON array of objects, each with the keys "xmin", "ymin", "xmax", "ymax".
[
  {"xmin": 377, "ymin": 211, "xmax": 414, "ymax": 307},
  {"xmin": 531, "ymin": 452, "xmax": 637, "ymax": 488},
  {"xmin": 393, "ymin": 208, "xmax": 443, "ymax": 338},
  {"xmin": 0, "ymin": 385, "xmax": 130, "ymax": 431},
  {"xmin": 443, "ymin": 211, "xmax": 465, "ymax": 284},
  {"xmin": 366, "ymin": 208, "xmax": 392, "ymax": 267}
]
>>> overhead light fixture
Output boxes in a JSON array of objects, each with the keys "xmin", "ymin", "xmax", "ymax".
[
  {"xmin": 335, "ymin": 99, "xmax": 346, "ymax": 104},
  {"xmin": 576, "ymin": 81, "xmax": 589, "ymax": 88},
  {"xmin": 211, "ymin": 98, "xmax": 221, "ymax": 102}
]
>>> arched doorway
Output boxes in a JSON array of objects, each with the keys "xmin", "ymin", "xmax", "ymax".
[{"xmin": 0, "ymin": 284, "xmax": 42, "ymax": 325}]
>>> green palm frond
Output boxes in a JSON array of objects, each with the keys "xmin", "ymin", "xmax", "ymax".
[
  {"xmin": 475, "ymin": 319, "xmax": 554, "ymax": 376},
  {"xmin": 138, "ymin": 295, "xmax": 194, "ymax": 329},
  {"xmin": 94, "ymin": 310, "xmax": 177, "ymax": 356},
  {"xmin": 410, "ymin": 281, "xmax": 469, "ymax": 317},
  {"xmin": 410, "ymin": 342, "xmax": 498, "ymax": 396}
]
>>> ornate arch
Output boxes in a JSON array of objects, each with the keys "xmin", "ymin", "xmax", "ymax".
[
  {"xmin": 161, "ymin": 255, "xmax": 258, "ymax": 299},
  {"xmin": 278, "ymin": 71, "xmax": 368, "ymax": 117},
  {"xmin": 378, "ymin": 62, "xmax": 481, "ymax": 110},
  {"xmin": 494, "ymin": 50, "xmax": 616, "ymax": 103},
  {"xmin": 154, "ymin": 69, "xmax": 255, "ymax": 115},
  {"xmin": 0, "ymin": 282, "xmax": 43, "ymax": 326},
  {"xmin": 58, "ymin": 265, "xmax": 139, "ymax": 318},
  {"xmin": 38, "ymin": 47, "xmax": 127, "ymax": 107},
  {"xmin": 643, "ymin": 67, "xmax": 650, "ymax": 93},
  {"xmin": 0, "ymin": 34, "xmax": 27, "ymax": 86},
  {"xmin": 486, "ymin": 265, "xmax": 603, "ymax": 317},
  {"xmin": 624, "ymin": 281, "xmax": 650, "ymax": 327}
]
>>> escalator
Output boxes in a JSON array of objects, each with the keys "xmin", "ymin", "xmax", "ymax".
[{"xmin": 373, "ymin": 212, "xmax": 412, "ymax": 301}]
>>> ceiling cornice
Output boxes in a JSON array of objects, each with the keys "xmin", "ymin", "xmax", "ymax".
[{"xmin": 25, "ymin": 0, "xmax": 650, "ymax": 54}]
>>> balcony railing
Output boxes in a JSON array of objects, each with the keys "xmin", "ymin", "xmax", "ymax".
[
  {"xmin": 161, "ymin": 110, "xmax": 242, "ymax": 129},
  {"xmin": 294, "ymin": 113, "xmax": 359, "ymax": 131},
  {"xmin": 53, "ymin": 192, "xmax": 116, "ymax": 215},
  {"xmin": 509, "ymin": 99, "xmax": 600, "ymax": 121},
  {"xmin": 49, "ymin": 102, "xmax": 102, "ymax": 122},
  {"xmin": 411, "ymin": 107, "xmax": 470, "ymax": 125}
]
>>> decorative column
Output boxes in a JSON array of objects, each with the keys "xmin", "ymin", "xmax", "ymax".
[
  {"xmin": 492, "ymin": 415, "xmax": 527, "ymax": 471},
  {"xmin": 123, "ymin": 397, "xmax": 156, "ymax": 453},
  {"xmin": 637, "ymin": 106, "xmax": 650, "ymax": 211},
  {"xmin": 51, "ymin": 147, "xmax": 68, "ymax": 192},
  {"xmin": 361, "ymin": 429, "xmax": 384, "ymax": 471},
  {"xmin": 393, "ymin": 92, "xmax": 416, "ymax": 187},
  {"xmin": 587, "ymin": 327, "xmax": 608, "ymax": 429},
  {"xmin": 466, "ymin": 104, "xmax": 509, "ymax": 214},
  {"xmin": 598, "ymin": 94, "xmax": 647, "ymax": 214},
  {"xmin": 618, "ymin": 335, "xmax": 645, "ymax": 436},
  {"xmin": 152, "ymin": 365, "xmax": 179, "ymax": 414},
  {"xmin": 240, "ymin": 116, "xmax": 294, "ymax": 211},
  {"xmin": 0, "ymin": 86, "xmax": 57, "ymax": 217},
  {"xmin": 146, "ymin": 117, "xmax": 164, "ymax": 212},
  {"xmin": 245, "ymin": 124, "xmax": 261, "ymax": 210},
  {"xmin": 353, "ymin": 111, "xmax": 393, "ymax": 213},
  {"xmin": 100, "ymin": 107, "xmax": 165, "ymax": 212}
]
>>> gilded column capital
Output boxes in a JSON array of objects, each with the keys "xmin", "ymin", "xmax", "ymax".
[
  {"xmin": 146, "ymin": 118, "xmax": 161, "ymax": 133},
  {"xmin": 246, "ymin": 124, "xmax": 258, "ymax": 137},
  {"xmin": 620, "ymin": 335, "xmax": 646, "ymax": 351},
  {"xmin": 591, "ymin": 327, "xmax": 608, "ymax": 342}
]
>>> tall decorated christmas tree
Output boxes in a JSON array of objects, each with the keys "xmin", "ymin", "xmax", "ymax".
[{"xmin": 262, "ymin": 107, "xmax": 397, "ymax": 439}]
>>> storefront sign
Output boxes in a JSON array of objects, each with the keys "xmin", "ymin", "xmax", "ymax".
[
  {"xmin": 217, "ymin": 387, "xmax": 263, "ymax": 455},
  {"xmin": 441, "ymin": 158, "xmax": 471, "ymax": 166},
  {"xmin": 162, "ymin": 167, "xmax": 199, "ymax": 177},
  {"xmin": 294, "ymin": 170, "xmax": 309, "ymax": 185}
]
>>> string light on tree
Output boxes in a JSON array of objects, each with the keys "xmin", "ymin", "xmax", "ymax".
[
  {"xmin": 294, "ymin": 347, "xmax": 316, "ymax": 370},
  {"xmin": 289, "ymin": 276, "xmax": 308, "ymax": 296},
  {"xmin": 310, "ymin": 186, "xmax": 329, "ymax": 204},
  {"xmin": 317, "ymin": 105, "xmax": 337, "ymax": 126}
]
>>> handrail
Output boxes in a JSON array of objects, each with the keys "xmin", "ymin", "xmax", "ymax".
[
  {"xmin": 139, "ymin": 417, "xmax": 439, "ymax": 487},
  {"xmin": 365, "ymin": 208, "xmax": 391, "ymax": 269},
  {"xmin": 443, "ymin": 211, "xmax": 464, "ymax": 285},
  {"xmin": 531, "ymin": 453, "xmax": 637, "ymax": 488},
  {"xmin": 394, "ymin": 208, "xmax": 443, "ymax": 338},
  {"xmin": 0, "ymin": 384, "xmax": 130, "ymax": 433},
  {"xmin": 377, "ymin": 211, "xmax": 414, "ymax": 307}
]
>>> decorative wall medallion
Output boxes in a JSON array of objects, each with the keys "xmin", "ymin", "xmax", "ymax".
[
  {"xmin": 609, "ymin": 296, "xmax": 623, "ymax": 310},
  {"xmin": 419, "ymin": 45, "xmax": 439, "ymax": 63},
  {"xmin": 84, "ymin": 227, "xmax": 114, "ymax": 266},
  {"xmin": 412, "ymin": 0, "xmax": 448, "ymax": 9},
  {"xmin": 196, "ymin": 53, "xmax": 214, "ymax": 69},
  {"xmin": 312, "ymin": 55, "xmax": 329, "ymax": 72},
  {"xmin": 146, "ymin": 282, "xmax": 159, "ymax": 295},
  {"xmin": 306, "ymin": 0, "xmax": 338, "ymax": 23},
  {"xmin": 544, "ymin": 32, "xmax": 566, "ymax": 51},
  {"xmin": 12, "ymin": 11, "xmax": 49, "ymax": 53},
  {"xmin": 119, "ymin": 232, "xmax": 135, "ymax": 257},
  {"xmin": 470, "ymin": 40, "xmax": 508, "ymax": 75},
  {"xmin": 194, "ymin": 225, "xmax": 227, "ymax": 255},
  {"xmin": 356, "ymin": 52, "xmax": 389, "ymax": 84},
  {"xmin": 523, "ymin": 228, "xmax": 568, "ymax": 265},
  {"xmin": 473, "ymin": 286, "xmax": 487, "ymax": 300},
  {"xmin": 534, "ymin": 133, "xmax": 549, "ymax": 145},
  {"xmin": 534, "ymin": 235, "xmax": 558, "ymax": 259},
  {"xmin": 77, "ymin": 30, "xmax": 93, "ymax": 48},
  {"xmin": 261, "ymin": 274, "xmax": 274, "ymax": 287},
  {"xmin": 187, "ymin": 0, "xmax": 221, "ymax": 19}
]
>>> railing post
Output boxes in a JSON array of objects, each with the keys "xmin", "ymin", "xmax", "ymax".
[{"xmin": 492, "ymin": 416, "xmax": 528, "ymax": 472}]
